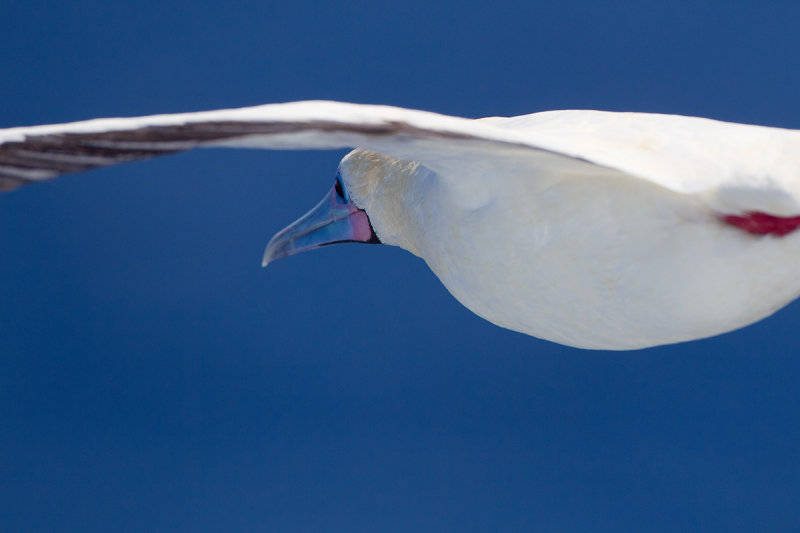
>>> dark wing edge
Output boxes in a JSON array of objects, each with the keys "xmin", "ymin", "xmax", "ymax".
[{"xmin": 0, "ymin": 102, "xmax": 501, "ymax": 193}]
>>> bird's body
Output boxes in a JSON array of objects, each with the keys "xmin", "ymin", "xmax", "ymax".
[
  {"xmin": 342, "ymin": 148, "xmax": 800, "ymax": 349},
  {"xmin": 3, "ymin": 101, "xmax": 800, "ymax": 349}
]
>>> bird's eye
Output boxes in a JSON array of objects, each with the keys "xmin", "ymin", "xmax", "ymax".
[{"xmin": 334, "ymin": 173, "xmax": 348, "ymax": 201}]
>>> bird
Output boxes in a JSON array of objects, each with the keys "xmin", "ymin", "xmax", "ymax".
[{"xmin": 2, "ymin": 100, "xmax": 800, "ymax": 350}]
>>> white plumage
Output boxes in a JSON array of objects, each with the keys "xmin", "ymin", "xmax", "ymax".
[{"xmin": 3, "ymin": 101, "xmax": 800, "ymax": 349}]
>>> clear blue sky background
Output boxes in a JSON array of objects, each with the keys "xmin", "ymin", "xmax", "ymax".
[{"xmin": 2, "ymin": 1, "xmax": 800, "ymax": 531}]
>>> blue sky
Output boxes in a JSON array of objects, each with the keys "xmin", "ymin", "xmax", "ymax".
[{"xmin": 2, "ymin": 1, "xmax": 800, "ymax": 531}]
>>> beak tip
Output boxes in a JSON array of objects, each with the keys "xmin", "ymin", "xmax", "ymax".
[{"xmin": 261, "ymin": 244, "xmax": 277, "ymax": 267}]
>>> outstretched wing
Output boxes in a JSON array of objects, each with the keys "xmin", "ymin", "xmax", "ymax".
[
  {"xmin": 0, "ymin": 101, "xmax": 545, "ymax": 192},
  {"xmin": 3, "ymin": 100, "xmax": 800, "ymax": 215}
]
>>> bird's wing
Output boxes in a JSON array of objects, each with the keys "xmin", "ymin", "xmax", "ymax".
[
  {"xmin": 3, "ymin": 100, "xmax": 799, "ymax": 215},
  {"xmin": 482, "ymin": 110, "xmax": 800, "ymax": 215},
  {"xmin": 0, "ymin": 100, "xmax": 552, "ymax": 192}
]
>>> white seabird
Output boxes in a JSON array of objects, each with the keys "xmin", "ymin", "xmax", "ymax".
[{"xmin": 2, "ymin": 101, "xmax": 800, "ymax": 350}]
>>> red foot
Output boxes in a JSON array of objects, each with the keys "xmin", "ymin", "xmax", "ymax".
[{"xmin": 723, "ymin": 212, "xmax": 800, "ymax": 236}]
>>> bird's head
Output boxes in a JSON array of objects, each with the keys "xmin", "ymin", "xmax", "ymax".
[{"xmin": 262, "ymin": 149, "xmax": 426, "ymax": 266}]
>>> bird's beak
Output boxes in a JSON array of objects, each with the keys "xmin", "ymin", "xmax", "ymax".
[{"xmin": 262, "ymin": 182, "xmax": 380, "ymax": 266}]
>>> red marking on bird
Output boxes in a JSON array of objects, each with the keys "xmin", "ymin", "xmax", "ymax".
[{"xmin": 723, "ymin": 212, "xmax": 800, "ymax": 236}]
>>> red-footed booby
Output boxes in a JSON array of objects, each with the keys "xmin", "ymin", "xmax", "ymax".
[{"xmin": 2, "ymin": 101, "xmax": 800, "ymax": 349}]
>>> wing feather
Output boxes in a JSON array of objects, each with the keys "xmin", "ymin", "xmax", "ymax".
[
  {"xmin": 0, "ymin": 101, "xmax": 531, "ymax": 191},
  {"xmin": 3, "ymin": 100, "xmax": 800, "ymax": 216}
]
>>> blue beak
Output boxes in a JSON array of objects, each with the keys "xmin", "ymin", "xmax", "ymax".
[{"xmin": 262, "ymin": 180, "xmax": 380, "ymax": 266}]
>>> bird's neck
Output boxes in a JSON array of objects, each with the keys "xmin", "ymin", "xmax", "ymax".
[{"xmin": 340, "ymin": 149, "xmax": 438, "ymax": 258}]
